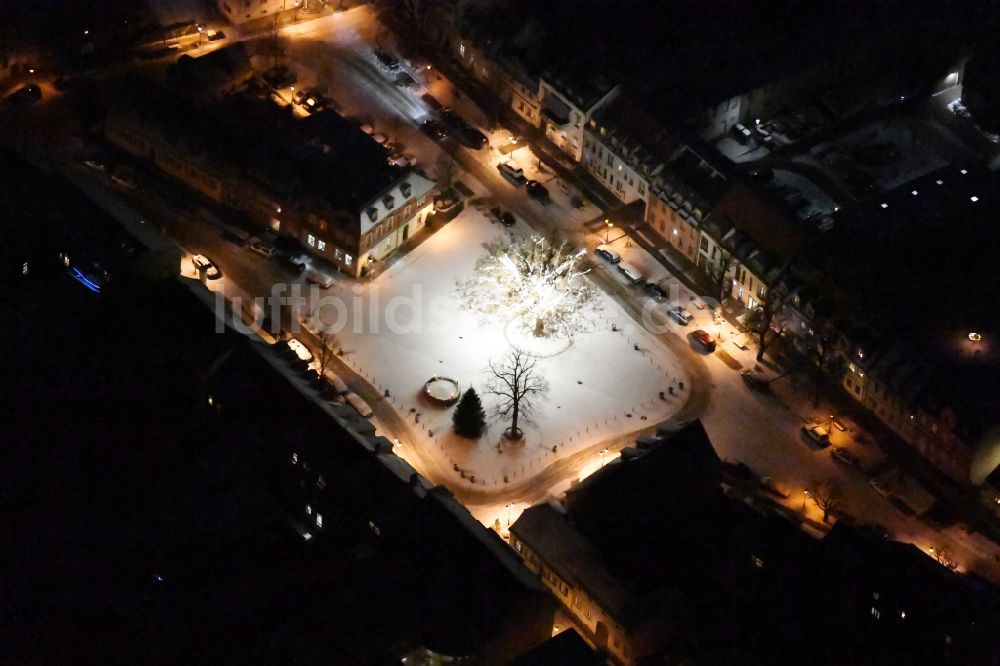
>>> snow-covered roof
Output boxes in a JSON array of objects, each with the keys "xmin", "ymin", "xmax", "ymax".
[{"xmin": 360, "ymin": 170, "xmax": 436, "ymax": 235}]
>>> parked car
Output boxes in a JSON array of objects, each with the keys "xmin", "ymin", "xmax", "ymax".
[
  {"xmin": 206, "ymin": 29, "xmax": 226, "ymax": 41},
  {"xmin": 305, "ymin": 269, "xmax": 334, "ymax": 289},
  {"xmin": 83, "ymin": 158, "xmax": 106, "ymax": 172},
  {"xmin": 740, "ymin": 369, "xmax": 770, "ymax": 391},
  {"xmin": 110, "ymin": 167, "xmax": 138, "ymax": 189},
  {"xmin": 278, "ymin": 254, "xmax": 306, "ymax": 274},
  {"xmin": 526, "ymin": 180, "xmax": 550, "ymax": 202},
  {"xmin": 667, "ymin": 306, "xmax": 694, "ymax": 326},
  {"xmin": 731, "ymin": 123, "xmax": 754, "ymax": 144},
  {"xmin": 455, "ymin": 124, "xmax": 488, "ymax": 149},
  {"xmin": 488, "ymin": 207, "xmax": 515, "ymax": 227},
  {"xmin": 249, "ymin": 236, "xmax": 276, "ymax": 258},
  {"xmin": 497, "ymin": 162, "xmax": 527, "ymax": 186},
  {"xmin": 616, "ymin": 261, "xmax": 643, "ymax": 284},
  {"xmin": 690, "ymin": 329, "xmax": 716, "ymax": 351},
  {"xmin": 345, "ymin": 392, "xmax": 373, "ymax": 417},
  {"xmin": 371, "ymin": 132, "xmax": 389, "ymax": 146},
  {"xmin": 831, "ymin": 446, "xmax": 860, "ymax": 467},
  {"xmin": 323, "ymin": 369, "xmax": 349, "ymax": 395},
  {"xmin": 644, "ymin": 282, "xmax": 667, "ymax": 299},
  {"xmin": 759, "ymin": 476, "xmax": 791, "ymax": 499},
  {"xmin": 801, "ymin": 424, "xmax": 831, "ymax": 448},
  {"xmin": 388, "ymin": 153, "xmax": 417, "ymax": 168},
  {"xmin": 869, "ymin": 478, "xmax": 892, "ymax": 498},
  {"xmin": 421, "ymin": 119, "xmax": 449, "ymax": 140},
  {"xmin": 440, "ymin": 108, "xmax": 464, "ymax": 128},
  {"xmin": 594, "ymin": 244, "xmax": 621, "ymax": 263},
  {"xmin": 191, "ymin": 254, "xmax": 222, "ymax": 280},
  {"xmin": 286, "ymin": 337, "xmax": 313, "ymax": 362},
  {"xmin": 262, "ymin": 65, "xmax": 296, "ymax": 89}
]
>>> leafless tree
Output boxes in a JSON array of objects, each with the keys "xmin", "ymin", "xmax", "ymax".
[
  {"xmin": 809, "ymin": 478, "xmax": 844, "ymax": 523},
  {"xmin": 745, "ymin": 259, "xmax": 796, "ymax": 362},
  {"xmin": 434, "ymin": 154, "xmax": 457, "ymax": 190},
  {"xmin": 705, "ymin": 248, "xmax": 737, "ymax": 304},
  {"xmin": 484, "ymin": 349, "xmax": 549, "ymax": 441},
  {"xmin": 933, "ymin": 546, "xmax": 959, "ymax": 571},
  {"xmin": 315, "ymin": 330, "xmax": 336, "ymax": 378}
]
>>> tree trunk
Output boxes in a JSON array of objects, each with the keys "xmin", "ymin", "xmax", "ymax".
[
  {"xmin": 510, "ymin": 399, "xmax": 520, "ymax": 439},
  {"xmin": 533, "ymin": 317, "xmax": 544, "ymax": 337}
]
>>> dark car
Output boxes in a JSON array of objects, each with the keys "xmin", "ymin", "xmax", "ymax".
[
  {"xmin": 440, "ymin": 108, "xmax": 464, "ymax": 128},
  {"xmin": 6, "ymin": 84, "xmax": 42, "ymax": 108},
  {"xmin": 262, "ymin": 65, "xmax": 296, "ymax": 89},
  {"xmin": 489, "ymin": 207, "xmax": 516, "ymax": 227},
  {"xmin": 421, "ymin": 119, "xmax": 449, "ymax": 140},
  {"xmin": 643, "ymin": 282, "xmax": 667, "ymax": 300},
  {"xmin": 455, "ymin": 124, "xmax": 488, "ymax": 150},
  {"xmin": 740, "ymin": 369, "xmax": 770, "ymax": 391},
  {"xmin": 690, "ymin": 329, "xmax": 716, "ymax": 352},
  {"xmin": 526, "ymin": 180, "xmax": 549, "ymax": 202}
]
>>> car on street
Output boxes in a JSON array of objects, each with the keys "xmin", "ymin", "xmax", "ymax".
[
  {"xmin": 6, "ymin": 84, "xmax": 42, "ymax": 108},
  {"xmin": 440, "ymin": 108, "xmax": 464, "ymax": 128},
  {"xmin": 869, "ymin": 478, "xmax": 893, "ymax": 498},
  {"xmin": 740, "ymin": 369, "xmax": 770, "ymax": 391},
  {"xmin": 594, "ymin": 245, "xmax": 621, "ymax": 263},
  {"xmin": 286, "ymin": 337, "xmax": 313, "ymax": 363},
  {"xmin": 371, "ymin": 132, "xmax": 389, "ymax": 146},
  {"xmin": 831, "ymin": 446, "xmax": 860, "ymax": 467},
  {"xmin": 83, "ymin": 158, "xmax": 106, "ymax": 172},
  {"xmin": 731, "ymin": 123, "xmax": 754, "ymax": 145},
  {"xmin": 488, "ymin": 207, "xmax": 515, "ymax": 227},
  {"xmin": 690, "ymin": 329, "xmax": 717, "ymax": 352},
  {"xmin": 455, "ymin": 124, "xmax": 489, "ymax": 149},
  {"xmin": 497, "ymin": 162, "xmax": 528, "ymax": 186},
  {"xmin": 616, "ymin": 261, "xmax": 643, "ymax": 284},
  {"xmin": 323, "ymin": 369, "xmax": 349, "ymax": 395},
  {"xmin": 305, "ymin": 269, "xmax": 335, "ymax": 288},
  {"xmin": 526, "ymin": 180, "xmax": 550, "ymax": 202},
  {"xmin": 206, "ymin": 29, "xmax": 226, "ymax": 42},
  {"xmin": 345, "ymin": 392, "xmax": 373, "ymax": 417},
  {"xmin": 643, "ymin": 282, "xmax": 667, "ymax": 300},
  {"xmin": 249, "ymin": 236, "xmax": 276, "ymax": 258},
  {"xmin": 262, "ymin": 65, "xmax": 296, "ymax": 89},
  {"xmin": 191, "ymin": 254, "xmax": 222, "ymax": 280},
  {"xmin": 667, "ymin": 306, "xmax": 694, "ymax": 326},
  {"xmin": 278, "ymin": 253, "xmax": 306, "ymax": 274},
  {"xmin": 421, "ymin": 119, "xmax": 449, "ymax": 140},
  {"xmin": 388, "ymin": 153, "xmax": 417, "ymax": 168},
  {"xmin": 110, "ymin": 167, "xmax": 138, "ymax": 189},
  {"xmin": 800, "ymin": 424, "xmax": 831, "ymax": 448}
]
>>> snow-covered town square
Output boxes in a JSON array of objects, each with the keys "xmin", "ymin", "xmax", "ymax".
[{"xmin": 303, "ymin": 206, "xmax": 689, "ymax": 500}]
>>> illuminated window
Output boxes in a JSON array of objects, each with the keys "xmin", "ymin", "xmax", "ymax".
[
  {"xmin": 345, "ymin": 254, "xmax": 353, "ymax": 267},
  {"xmin": 970, "ymin": 196, "xmax": 979, "ymax": 203},
  {"xmin": 315, "ymin": 513, "xmax": 323, "ymax": 528},
  {"xmin": 291, "ymin": 452, "xmax": 298, "ymax": 464},
  {"xmin": 871, "ymin": 607, "xmax": 881, "ymax": 619},
  {"xmin": 305, "ymin": 504, "xmax": 312, "ymax": 515},
  {"xmin": 317, "ymin": 240, "xmax": 326, "ymax": 251},
  {"xmin": 459, "ymin": 42, "xmax": 465, "ymax": 57},
  {"xmin": 307, "ymin": 234, "xmax": 316, "ymax": 247}
]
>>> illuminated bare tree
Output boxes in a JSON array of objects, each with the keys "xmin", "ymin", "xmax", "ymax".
[
  {"xmin": 457, "ymin": 235, "xmax": 595, "ymax": 338},
  {"xmin": 933, "ymin": 546, "xmax": 959, "ymax": 571},
  {"xmin": 809, "ymin": 478, "xmax": 844, "ymax": 523},
  {"xmin": 484, "ymin": 349, "xmax": 549, "ymax": 441}
]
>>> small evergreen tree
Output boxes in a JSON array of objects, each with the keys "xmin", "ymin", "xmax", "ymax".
[{"xmin": 452, "ymin": 388, "xmax": 487, "ymax": 439}]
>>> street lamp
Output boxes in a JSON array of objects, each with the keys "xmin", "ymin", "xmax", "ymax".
[
  {"xmin": 604, "ymin": 219, "xmax": 613, "ymax": 244},
  {"xmin": 802, "ymin": 489, "xmax": 811, "ymax": 510},
  {"xmin": 505, "ymin": 502, "xmax": 513, "ymax": 528},
  {"xmin": 600, "ymin": 447, "xmax": 609, "ymax": 467}
]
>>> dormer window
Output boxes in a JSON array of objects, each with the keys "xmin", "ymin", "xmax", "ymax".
[
  {"xmin": 383, "ymin": 194, "xmax": 395, "ymax": 210},
  {"xmin": 367, "ymin": 207, "xmax": 378, "ymax": 222},
  {"xmin": 400, "ymin": 182, "xmax": 411, "ymax": 198}
]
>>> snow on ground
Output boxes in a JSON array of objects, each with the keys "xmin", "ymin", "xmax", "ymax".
[{"xmin": 305, "ymin": 207, "xmax": 688, "ymax": 491}]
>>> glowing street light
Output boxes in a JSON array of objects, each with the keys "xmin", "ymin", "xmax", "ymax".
[
  {"xmin": 600, "ymin": 447, "xmax": 609, "ymax": 467},
  {"xmin": 604, "ymin": 219, "xmax": 613, "ymax": 244},
  {"xmin": 969, "ymin": 332, "xmax": 982, "ymax": 342},
  {"xmin": 505, "ymin": 502, "xmax": 513, "ymax": 527}
]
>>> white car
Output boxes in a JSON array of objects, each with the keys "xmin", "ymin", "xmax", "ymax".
[
  {"xmin": 869, "ymin": 478, "xmax": 893, "ymax": 498},
  {"xmin": 286, "ymin": 338, "xmax": 313, "ymax": 362},
  {"xmin": 191, "ymin": 254, "xmax": 222, "ymax": 280},
  {"xmin": 371, "ymin": 132, "xmax": 389, "ymax": 145},
  {"xmin": 667, "ymin": 306, "xmax": 694, "ymax": 325},
  {"xmin": 305, "ymin": 269, "xmax": 334, "ymax": 289},
  {"xmin": 497, "ymin": 162, "xmax": 528, "ymax": 186},
  {"xmin": 248, "ymin": 237, "xmax": 276, "ymax": 258},
  {"xmin": 323, "ymin": 369, "xmax": 349, "ymax": 395},
  {"xmin": 345, "ymin": 392, "xmax": 373, "ymax": 417},
  {"xmin": 389, "ymin": 153, "xmax": 417, "ymax": 168},
  {"xmin": 616, "ymin": 261, "xmax": 643, "ymax": 284}
]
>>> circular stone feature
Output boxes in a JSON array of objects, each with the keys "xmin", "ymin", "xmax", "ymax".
[
  {"xmin": 505, "ymin": 319, "xmax": 571, "ymax": 357},
  {"xmin": 424, "ymin": 376, "xmax": 461, "ymax": 403}
]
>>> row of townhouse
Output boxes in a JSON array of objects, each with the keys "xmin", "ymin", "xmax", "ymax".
[
  {"xmin": 441, "ymin": 9, "xmax": 1000, "ymax": 487},
  {"xmin": 106, "ymin": 85, "xmax": 435, "ymax": 278}
]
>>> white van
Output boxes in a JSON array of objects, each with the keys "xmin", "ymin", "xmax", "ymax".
[
  {"xmin": 304, "ymin": 269, "xmax": 334, "ymax": 289},
  {"xmin": 616, "ymin": 261, "xmax": 643, "ymax": 284}
]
